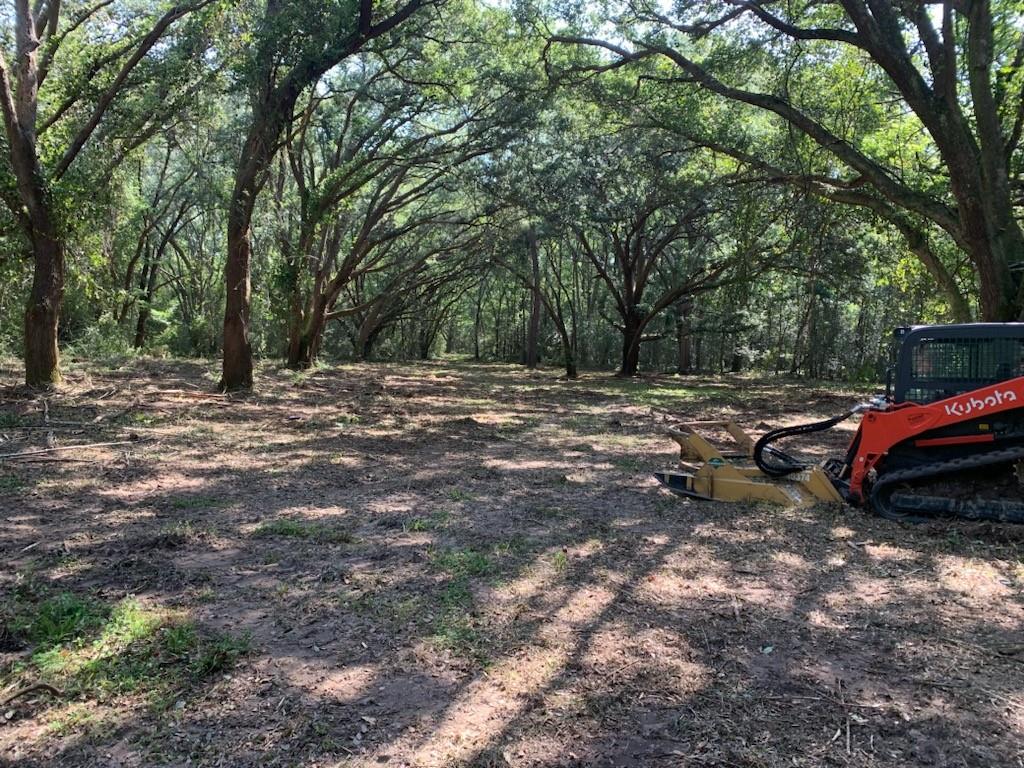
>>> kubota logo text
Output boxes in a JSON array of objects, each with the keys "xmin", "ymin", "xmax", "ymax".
[{"xmin": 944, "ymin": 389, "xmax": 1018, "ymax": 417}]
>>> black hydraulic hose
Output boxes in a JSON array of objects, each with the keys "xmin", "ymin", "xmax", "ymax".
[{"xmin": 753, "ymin": 409, "xmax": 859, "ymax": 478}]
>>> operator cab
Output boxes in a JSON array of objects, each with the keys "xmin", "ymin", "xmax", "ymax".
[{"xmin": 890, "ymin": 324, "xmax": 1024, "ymax": 404}]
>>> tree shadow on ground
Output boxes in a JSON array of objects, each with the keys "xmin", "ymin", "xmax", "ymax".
[{"xmin": 2, "ymin": 358, "xmax": 1023, "ymax": 767}]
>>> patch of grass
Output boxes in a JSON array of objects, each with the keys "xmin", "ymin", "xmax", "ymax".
[
  {"xmin": 334, "ymin": 412, "xmax": 361, "ymax": 427},
  {"xmin": 162, "ymin": 622, "xmax": 199, "ymax": 658},
  {"xmin": 404, "ymin": 510, "xmax": 452, "ymax": 533},
  {"xmin": 349, "ymin": 590, "xmax": 384, "ymax": 616},
  {"xmin": 412, "ymin": 542, "xmax": 496, "ymax": 661},
  {"xmin": 434, "ymin": 611, "xmax": 483, "ymax": 658},
  {"xmin": 491, "ymin": 537, "xmax": 527, "ymax": 558},
  {"xmin": 391, "ymin": 596, "xmax": 426, "ymax": 624},
  {"xmin": 19, "ymin": 592, "xmax": 107, "ymax": 646},
  {"xmin": 170, "ymin": 496, "xmax": 226, "ymax": 510},
  {"xmin": 440, "ymin": 578, "xmax": 472, "ymax": 609},
  {"xmin": 428, "ymin": 551, "xmax": 495, "ymax": 662},
  {"xmin": 151, "ymin": 520, "xmax": 208, "ymax": 548},
  {"xmin": 253, "ymin": 518, "xmax": 353, "ymax": 544},
  {"xmin": 430, "ymin": 548, "xmax": 493, "ymax": 577},
  {"xmin": 6, "ymin": 592, "xmax": 250, "ymax": 714},
  {"xmin": 613, "ymin": 456, "xmax": 648, "ymax": 472},
  {"xmin": 552, "ymin": 550, "xmax": 569, "ymax": 573},
  {"xmin": 53, "ymin": 553, "xmax": 85, "ymax": 573},
  {"xmin": 48, "ymin": 704, "xmax": 102, "ymax": 737},
  {"xmin": 0, "ymin": 473, "xmax": 27, "ymax": 492},
  {"xmin": 188, "ymin": 630, "xmax": 252, "ymax": 676},
  {"xmin": 183, "ymin": 425, "xmax": 215, "ymax": 440},
  {"xmin": 284, "ymin": 363, "xmax": 327, "ymax": 385},
  {"xmin": 586, "ymin": 378, "xmax": 737, "ymax": 409},
  {"xmin": 446, "ymin": 488, "xmax": 474, "ymax": 502},
  {"xmin": 0, "ymin": 411, "xmax": 25, "ymax": 428},
  {"xmin": 433, "ymin": 579, "xmax": 486, "ymax": 661},
  {"xmin": 194, "ymin": 586, "xmax": 217, "ymax": 603},
  {"xmin": 529, "ymin": 504, "xmax": 566, "ymax": 519}
]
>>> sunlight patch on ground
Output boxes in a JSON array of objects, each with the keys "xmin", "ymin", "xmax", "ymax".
[
  {"xmin": 379, "ymin": 584, "xmax": 621, "ymax": 767},
  {"xmin": 863, "ymin": 543, "xmax": 920, "ymax": 563},
  {"xmin": 771, "ymin": 551, "xmax": 812, "ymax": 572},
  {"xmin": 287, "ymin": 661, "xmax": 379, "ymax": 703},
  {"xmin": 482, "ymin": 457, "xmax": 578, "ymax": 472},
  {"xmin": 829, "ymin": 525, "xmax": 857, "ymax": 539},
  {"xmin": 934, "ymin": 555, "xmax": 1015, "ymax": 598},
  {"xmin": 804, "ymin": 609, "xmax": 848, "ymax": 630}
]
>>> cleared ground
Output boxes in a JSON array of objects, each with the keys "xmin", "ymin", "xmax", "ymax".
[{"xmin": 1, "ymin": 358, "xmax": 1023, "ymax": 768}]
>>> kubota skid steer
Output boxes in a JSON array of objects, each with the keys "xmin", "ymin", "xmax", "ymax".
[{"xmin": 655, "ymin": 324, "xmax": 1024, "ymax": 523}]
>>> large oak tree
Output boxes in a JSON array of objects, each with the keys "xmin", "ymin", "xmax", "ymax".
[
  {"xmin": 0, "ymin": 0, "xmax": 214, "ymax": 385},
  {"xmin": 550, "ymin": 0, "xmax": 1024, "ymax": 321},
  {"xmin": 220, "ymin": 0, "xmax": 436, "ymax": 390}
]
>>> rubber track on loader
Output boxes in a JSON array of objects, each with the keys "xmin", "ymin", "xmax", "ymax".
[{"xmin": 870, "ymin": 444, "xmax": 1024, "ymax": 524}]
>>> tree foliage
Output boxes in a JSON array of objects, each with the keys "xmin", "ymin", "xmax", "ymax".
[{"xmin": 1, "ymin": 0, "xmax": 1014, "ymax": 387}]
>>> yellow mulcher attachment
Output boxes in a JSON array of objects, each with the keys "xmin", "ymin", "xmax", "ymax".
[{"xmin": 654, "ymin": 421, "xmax": 844, "ymax": 507}]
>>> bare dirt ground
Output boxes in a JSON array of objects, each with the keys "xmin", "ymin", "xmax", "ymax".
[{"xmin": 1, "ymin": 358, "xmax": 1023, "ymax": 768}]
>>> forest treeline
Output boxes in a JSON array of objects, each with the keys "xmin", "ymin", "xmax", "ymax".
[{"xmin": 2, "ymin": 0, "xmax": 1022, "ymax": 389}]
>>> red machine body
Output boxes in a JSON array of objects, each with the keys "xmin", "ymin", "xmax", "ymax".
[{"xmin": 845, "ymin": 375, "xmax": 1024, "ymax": 503}]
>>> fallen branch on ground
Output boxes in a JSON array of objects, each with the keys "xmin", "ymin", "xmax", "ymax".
[
  {"xmin": 0, "ymin": 683, "xmax": 63, "ymax": 707},
  {"xmin": 93, "ymin": 397, "xmax": 143, "ymax": 423},
  {"xmin": 0, "ymin": 438, "xmax": 142, "ymax": 461},
  {"xmin": 150, "ymin": 389, "xmax": 228, "ymax": 400}
]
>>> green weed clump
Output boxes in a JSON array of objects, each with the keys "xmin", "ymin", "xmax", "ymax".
[
  {"xmin": 426, "ymin": 548, "xmax": 496, "ymax": 662},
  {"xmin": 430, "ymin": 547, "xmax": 492, "ymax": 577},
  {"xmin": 253, "ymin": 518, "xmax": 353, "ymax": 544},
  {"xmin": 4, "ymin": 591, "xmax": 250, "ymax": 710}
]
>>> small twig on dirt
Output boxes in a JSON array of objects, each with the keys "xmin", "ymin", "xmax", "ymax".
[
  {"xmin": 608, "ymin": 658, "xmax": 643, "ymax": 678},
  {"xmin": 153, "ymin": 389, "xmax": 228, "ymax": 400},
  {"xmin": 14, "ymin": 456, "xmax": 102, "ymax": 464},
  {"xmin": 93, "ymin": 397, "xmax": 141, "ymax": 423},
  {"xmin": 20, "ymin": 541, "xmax": 40, "ymax": 553},
  {"xmin": 920, "ymin": 679, "xmax": 967, "ymax": 690},
  {"xmin": 0, "ymin": 683, "xmax": 63, "ymax": 707},
  {"xmin": 979, "ymin": 687, "xmax": 1024, "ymax": 711},
  {"xmin": 2, "ymin": 424, "xmax": 91, "ymax": 432},
  {"xmin": 846, "ymin": 715, "xmax": 851, "ymax": 756},
  {"xmin": 0, "ymin": 438, "xmax": 141, "ymax": 461},
  {"xmin": 765, "ymin": 695, "xmax": 824, "ymax": 702},
  {"xmin": 40, "ymin": 419, "xmax": 102, "ymax": 428},
  {"xmin": 699, "ymin": 626, "xmax": 711, "ymax": 655},
  {"xmin": 945, "ymin": 636, "xmax": 1008, "ymax": 659},
  {"xmin": 995, "ymin": 642, "xmax": 1024, "ymax": 655}
]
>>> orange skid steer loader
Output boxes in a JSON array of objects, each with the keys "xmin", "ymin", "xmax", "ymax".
[{"xmin": 656, "ymin": 324, "xmax": 1024, "ymax": 523}]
